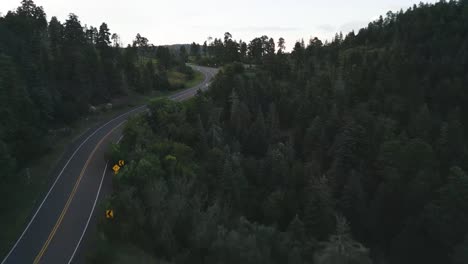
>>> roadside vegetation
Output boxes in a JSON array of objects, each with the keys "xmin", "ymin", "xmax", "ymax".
[
  {"xmin": 168, "ymin": 66, "xmax": 204, "ymax": 90},
  {"xmin": 92, "ymin": 1, "xmax": 468, "ymax": 264},
  {"xmin": 0, "ymin": 0, "xmax": 204, "ymax": 255}
]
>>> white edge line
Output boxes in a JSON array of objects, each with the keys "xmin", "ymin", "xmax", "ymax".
[
  {"xmin": 68, "ymin": 128, "xmax": 124, "ymax": 263},
  {"xmin": 67, "ymin": 162, "xmax": 108, "ymax": 264},
  {"xmin": 170, "ymin": 68, "xmax": 209, "ymax": 101},
  {"xmin": 2, "ymin": 66, "xmax": 216, "ymax": 263},
  {"xmin": 67, "ymin": 68, "xmax": 212, "ymax": 263},
  {"xmin": 1, "ymin": 105, "xmax": 144, "ymax": 264}
]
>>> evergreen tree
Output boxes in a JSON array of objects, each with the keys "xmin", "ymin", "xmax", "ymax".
[
  {"xmin": 314, "ymin": 216, "xmax": 372, "ymax": 264},
  {"xmin": 304, "ymin": 176, "xmax": 335, "ymax": 240}
]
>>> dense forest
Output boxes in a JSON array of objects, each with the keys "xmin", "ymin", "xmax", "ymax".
[
  {"xmin": 0, "ymin": 0, "xmax": 197, "ymax": 211},
  {"xmin": 92, "ymin": 1, "xmax": 468, "ymax": 263}
]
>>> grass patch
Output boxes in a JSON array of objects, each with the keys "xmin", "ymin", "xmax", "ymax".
[
  {"xmin": 186, "ymin": 70, "xmax": 204, "ymax": 87},
  {"xmin": 138, "ymin": 57, "xmax": 158, "ymax": 66},
  {"xmin": 168, "ymin": 70, "xmax": 186, "ymax": 87},
  {"xmin": 168, "ymin": 68, "xmax": 204, "ymax": 89}
]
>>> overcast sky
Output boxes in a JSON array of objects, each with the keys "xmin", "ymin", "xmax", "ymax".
[{"xmin": 1, "ymin": 0, "xmax": 437, "ymax": 50}]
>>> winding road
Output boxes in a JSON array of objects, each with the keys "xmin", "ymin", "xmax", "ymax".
[{"xmin": 1, "ymin": 65, "xmax": 218, "ymax": 264}]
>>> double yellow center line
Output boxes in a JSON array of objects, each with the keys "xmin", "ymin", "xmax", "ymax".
[{"xmin": 33, "ymin": 121, "xmax": 126, "ymax": 263}]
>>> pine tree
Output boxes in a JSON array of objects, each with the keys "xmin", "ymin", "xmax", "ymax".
[
  {"xmin": 96, "ymin": 22, "xmax": 111, "ymax": 49},
  {"xmin": 304, "ymin": 175, "xmax": 335, "ymax": 240},
  {"xmin": 196, "ymin": 114, "xmax": 208, "ymax": 156},
  {"xmin": 408, "ymin": 104, "xmax": 432, "ymax": 141},
  {"xmin": 425, "ymin": 166, "xmax": 468, "ymax": 251},
  {"xmin": 287, "ymin": 215, "xmax": 306, "ymax": 244},
  {"xmin": 453, "ymin": 233, "xmax": 468, "ymax": 264},
  {"xmin": 245, "ymin": 108, "xmax": 267, "ymax": 156},
  {"xmin": 339, "ymin": 170, "xmax": 367, "ymax": 237},
  {"xmin": 314, "ymin": 215, "xmax": 372, "ymax": 264},
  {"xmin": 179, "ymin": 46, "xmax": 188, "ymax": 62}
]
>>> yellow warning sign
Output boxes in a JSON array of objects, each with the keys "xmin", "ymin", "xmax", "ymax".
[
  {"xmin": 106, "ymin": 209, "xmax": 114, "ymax": 219},
  {"xmin": 112, "ymin": 164, "xmax": 120, "ymax": 174},
  {"xmin": 118, "ymin": 160, "xmax": 125, "ymax": 166}
]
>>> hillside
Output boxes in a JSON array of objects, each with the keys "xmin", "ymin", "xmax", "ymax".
[
  {"xmin": 92, "ymin": 1, "xmax": 468, "ymax": 264},
  {"xmin": 0, "ymin": 0, "xmax": 201, "ymax": 255}
]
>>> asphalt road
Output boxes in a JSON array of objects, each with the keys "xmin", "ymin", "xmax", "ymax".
[{"xmin": 1, "ymin": 65, "xmax": 218, "ymax": 264}]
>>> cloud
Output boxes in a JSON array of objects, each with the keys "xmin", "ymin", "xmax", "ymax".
[
  {"xmin": 317, "ymin": 24, "xmax": 335, "ymax": 32},
  {"xmin": 338, "ymin": 20, "xmax": 369, "ymax": 33},
  {"xmin": 232, "ymin": 26, "xmax": 301, "ymax": 32},
  {"xmin": 191, "ymin": 25, "xmax": 301, "ymax": 32}
]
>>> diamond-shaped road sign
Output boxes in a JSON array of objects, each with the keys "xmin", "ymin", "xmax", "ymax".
[{"xmin": 112, "ymin": 164, "xmax": 120, "ymax": 174}]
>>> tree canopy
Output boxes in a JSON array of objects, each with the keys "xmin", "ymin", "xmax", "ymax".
[{"xmin": 92, "ymin": 1, "xmax": 468, "ymax": 263}]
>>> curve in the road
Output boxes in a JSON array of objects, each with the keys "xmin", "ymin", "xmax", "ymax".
[
  {"xmin": 33, "ymin": 120, "xmax": 127, "ymax": 264},
  {"xmin": 1, "ymin": 105, "xmax": 146, "ymax": 264},
  {"xmin": 1, "ymin": 65, "xmax": 218, "ymax": 264}
]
